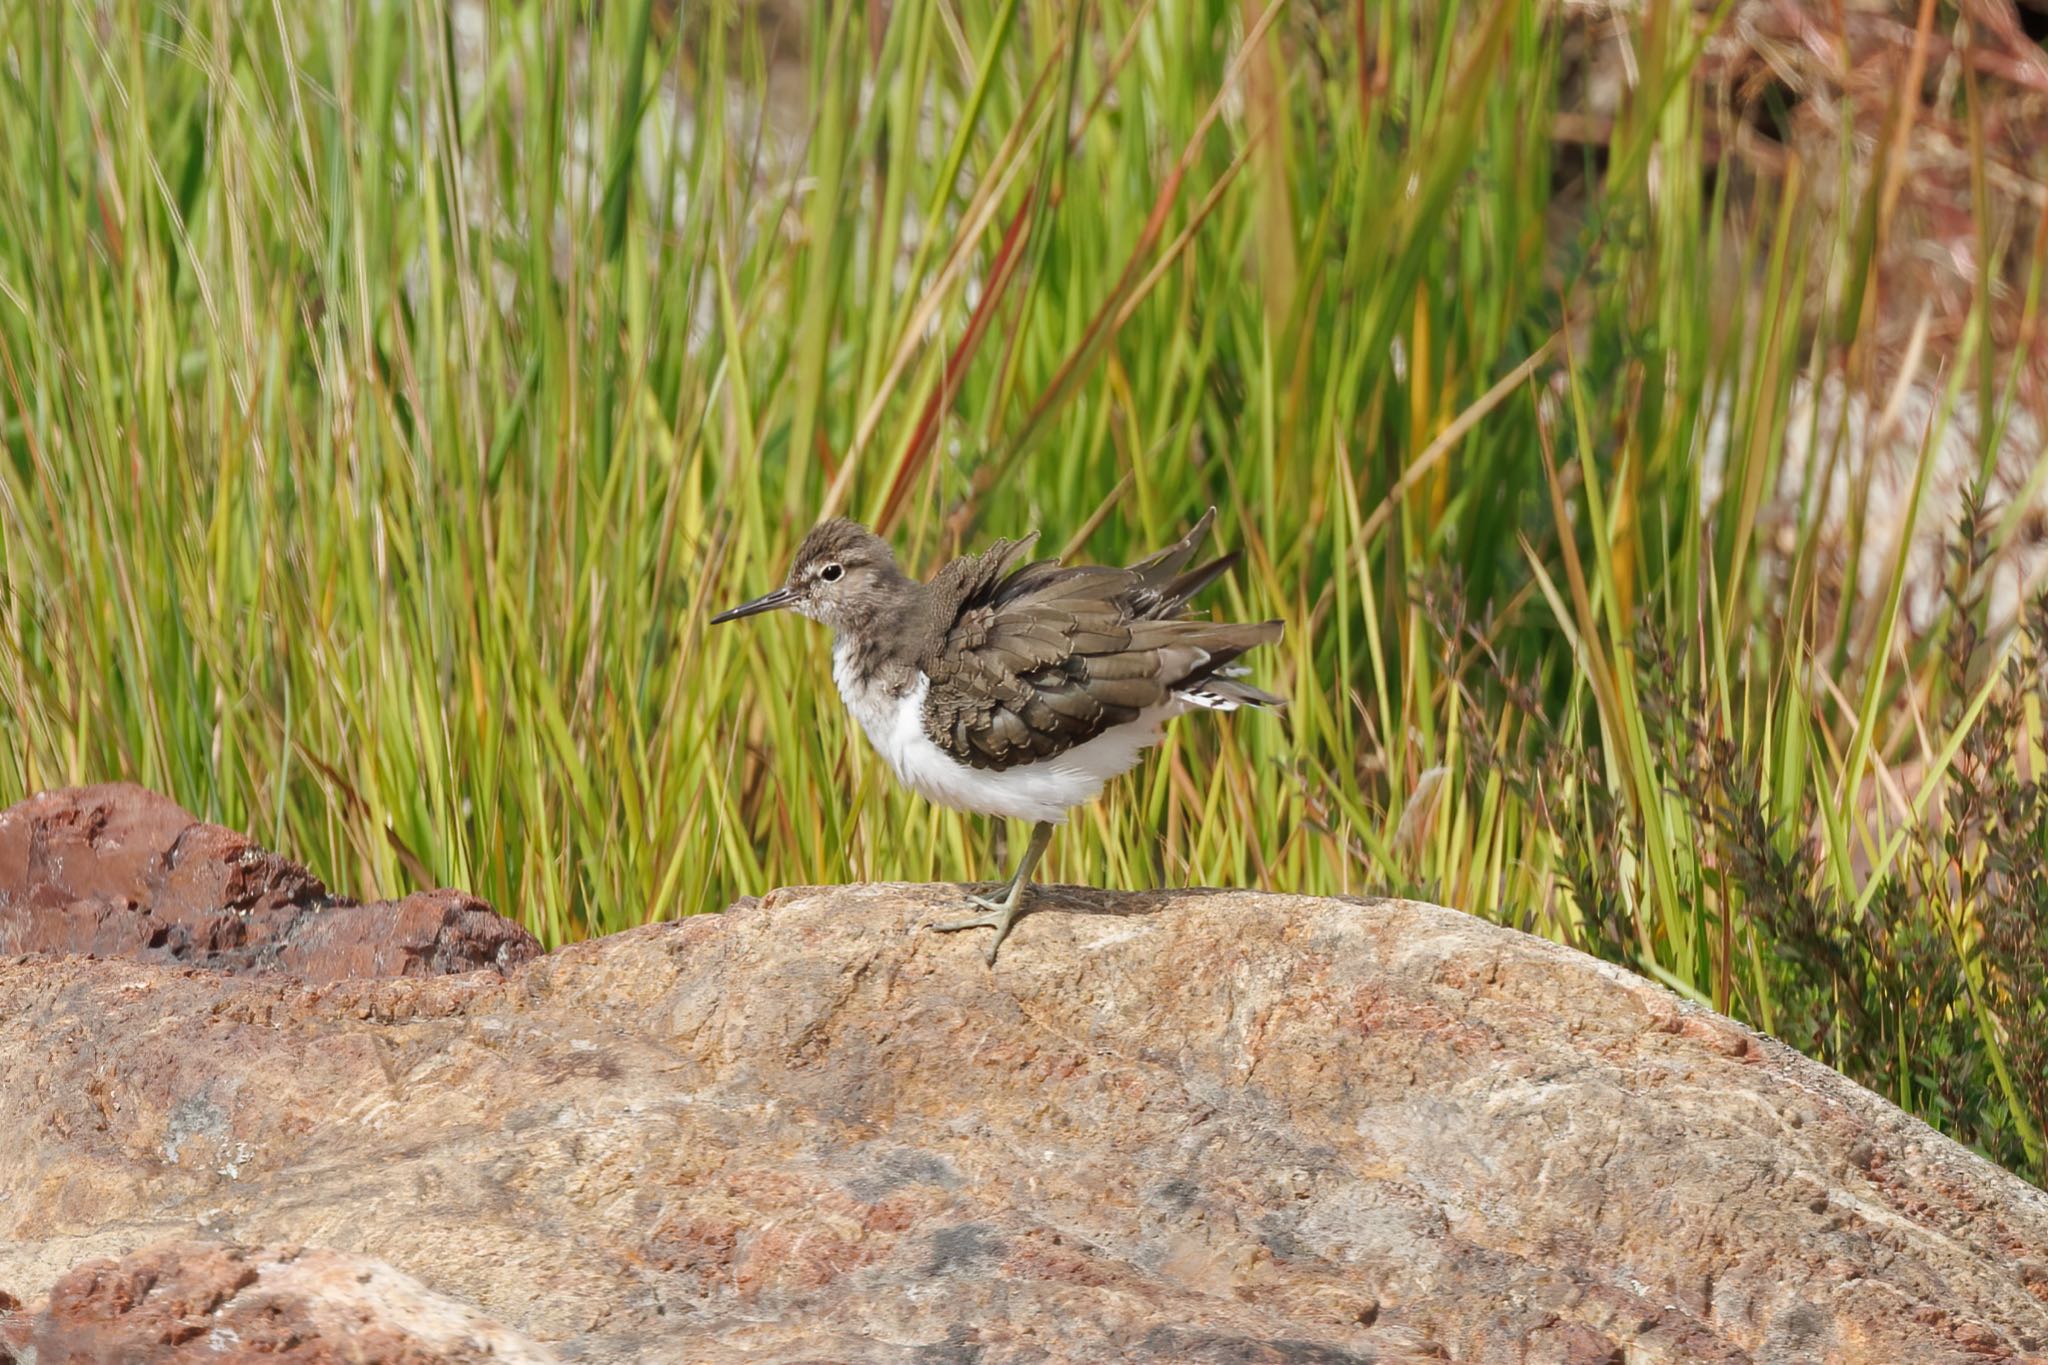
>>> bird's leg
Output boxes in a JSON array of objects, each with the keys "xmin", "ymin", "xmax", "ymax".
[{"xmin": 930, "ymin": 820, "xmax": 1056, "ymax": 964}]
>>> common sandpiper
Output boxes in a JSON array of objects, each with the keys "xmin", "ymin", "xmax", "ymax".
[{"xmin": 711, "ymin": 509, "xmax": 1283, "ymax": 963}]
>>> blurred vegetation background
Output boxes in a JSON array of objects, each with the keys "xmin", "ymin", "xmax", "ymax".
[{"xmin": 4, "ymin": 0, "xmax": 2048, "ymax": 1182}]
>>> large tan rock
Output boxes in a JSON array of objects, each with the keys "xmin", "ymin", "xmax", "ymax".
[{"xmin": 3, "ymin": 881, "xmax": 2047, "ymax": 1363}]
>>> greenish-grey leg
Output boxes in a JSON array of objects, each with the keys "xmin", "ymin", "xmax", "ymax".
[{"xmin": 930, "ymin": 820, "xmax": 1056, "ymax": 964}]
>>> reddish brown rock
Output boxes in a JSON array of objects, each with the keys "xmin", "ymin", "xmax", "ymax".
[
  {"xmin": 0, "ymin": 785, "xmax": 537, "ymax": 981},
  {"xmin": 14, "ymin": 1240, "xmax": 552, "ymax": 1364},
  {"xmin": 0, "ymin": 1288, "xmax": 26, "ymax": 1365},
  {"xmin": 3, "ymin": 882, "xmax": 2047, "ymax": 1362}
]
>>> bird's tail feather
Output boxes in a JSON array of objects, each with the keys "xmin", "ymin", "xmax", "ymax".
[{"xmin": 1176, "ymin": 677, "xmax": 1286, "ymax": 710}]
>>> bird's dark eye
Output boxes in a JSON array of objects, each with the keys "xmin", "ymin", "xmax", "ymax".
[{"xmin": 820, "ymin": 563, "xmax": 843, "ymax": 583}]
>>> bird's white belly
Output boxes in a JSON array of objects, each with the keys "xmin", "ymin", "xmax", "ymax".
[{"xmin": 831, "ymin": 648, "xmax": 1174, "ymax": 825}]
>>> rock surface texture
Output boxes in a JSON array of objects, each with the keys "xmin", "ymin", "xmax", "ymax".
[
  {"xmin": 4, "ymin": 1240, "xmax": 554, "ymax": 1364},
  {"xmin": 2, "ymin": 809, "xmax": 2047, "ymax": 1361},
  {"xmin": 0, "ymin": 784, "xmax": 540, "ymax": 979}
]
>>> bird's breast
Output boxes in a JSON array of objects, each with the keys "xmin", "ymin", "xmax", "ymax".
[{"xmin": 830, "ymin": 641, "xmax": 921, "ymax": 751}]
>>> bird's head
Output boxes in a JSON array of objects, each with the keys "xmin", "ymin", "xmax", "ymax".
[{"xmin": 711, "ymin": 518, "xmax": 903, "ymax": 632}]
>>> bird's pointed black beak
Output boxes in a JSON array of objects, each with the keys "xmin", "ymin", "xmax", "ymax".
[{"xmin": 711, "ymin": 586, "xmax": 796, "ymax": 624}]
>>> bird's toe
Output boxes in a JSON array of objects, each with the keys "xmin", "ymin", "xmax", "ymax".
[{"xmin": 929, "ymin": 911, "xmax": 1004, "ymax": 934}]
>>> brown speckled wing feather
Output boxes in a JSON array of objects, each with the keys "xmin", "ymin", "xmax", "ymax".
[{"xmin": 920, "ymin": 512, "xmax": 1283, "ymax": 771}]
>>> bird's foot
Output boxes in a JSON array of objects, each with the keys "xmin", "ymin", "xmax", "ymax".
[{"xmin": 929, "ymin": 884, "xmax": 1032, "ymax": 965}]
